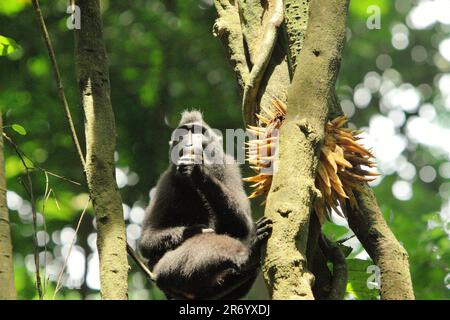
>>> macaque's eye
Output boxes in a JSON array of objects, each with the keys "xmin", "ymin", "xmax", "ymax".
[{"xmin": 190, "ymin": 124, "xmax": 207, "ymax": 135}]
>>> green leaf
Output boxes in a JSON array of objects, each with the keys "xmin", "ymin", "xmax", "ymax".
[
  {"xmin": 322, "ymin": 222, "xmax": 349, "ymax": 241},
  {"xmin": 346, "ymin": 258, "xmax": 380, "ymax": 300},
  {"xmin": 0, "ymin": 35, "xmax": 19, "ymax": 56},
  {"xmin": 12, "ymin": 124, "xmax": 26, "ymax": 135}
]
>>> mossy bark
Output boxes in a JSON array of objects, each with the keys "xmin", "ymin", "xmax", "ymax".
[
  {"xmin": 214, "ymin": 0, "xmax": 291, "ymax": 122},
  {"xmin": 263, "ymin": 0, "xmax": 350, "ymax": 299},
  {"xmin": 214, "ymin": 0, "xmax": 348, "ymax": 299},
  {"xmin": 347, "ymin": 184, "xmax": 415, "ymax": 299},
  {"xmin": 214, "ymin": 0, "xmax": 413, "ymax": 300},
  {"xmin": 284, "ymin": 0, "xmax": 310, "ymax": 74},
  {"xmin": 74, "ymin": 0, "xmax": 128, "ymax": 300},
  {"xmin": 0, "ymin": 112, "xmax": 17, "ymax": 300}
]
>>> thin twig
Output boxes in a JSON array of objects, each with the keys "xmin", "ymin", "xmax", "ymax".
[
  {"xmin": 2, "ymin": 132, "xmax": 82, "ymax": 187},
  {"xmin": 43, "ymin": 170, "xmax": 81, "ymax": 187},
  {"xmin": 126, "ymin": 243, "xmax": 155, "ymax": 282},
  {"xmin": 31, "ymin": 0, "xmax": 86, "ymax": 169},
  {"xmin": 4, "ymin": 133, "xmax": 44, "ymax": 299},
  {"xmin": 53, "ymin": 198, "xmax": 90, "ymax": 299},
  {"xmin": 42, "ymin": 171, "xmax": 51, "ymax": 296}
]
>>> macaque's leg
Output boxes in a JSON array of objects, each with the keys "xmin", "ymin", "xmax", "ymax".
[
  {"xmin": 218, "ymin": 271, "xmax": 258, "ymax": 300},
  {"xmin": 139, "ymin": 225, "xmax": 208, "ymax": 266},
  {"xmin": 210, "ymin": 217, "xmax": 273, "ymax": 300},
  {"xmin": 205, "ymin": 267, "xmax": 259, "ymax": 300}
]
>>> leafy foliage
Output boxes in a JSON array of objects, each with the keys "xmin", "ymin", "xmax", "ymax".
[{"xmin": 346, "ymin": 259, "xmax": 380, "ymax": 300}]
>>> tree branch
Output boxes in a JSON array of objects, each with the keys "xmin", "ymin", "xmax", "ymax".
[
  {"xmin": 31, "ymin": 0, "xmax": 86, "ymax": 169},
  {"xmin": 213, "ymin": 0, "xmax": 291, "ymax": 126},
  {"xmin": 3, "ymin": 132, "xmax": 44, "ymax": 299},
  {"xmin": 284, "ymin": 0, "xmax": 310, "ymax": 74},
  {"xmin": 318, "ymin": 235, "xmax": 347, "ymax": 300},
  {"xmin": 346, "ymin": 185, "xmax": 415, "ymax": 299},
  {"xmin": 329, "ymin": 93, "xmax": 415, "ymax": 300},
  {"xmin": 241, "ymin": 0, "xmax": 284, "ymax": 126},
  {"xmin": 213, "ymin": 0, "xmax": 249, "ymax": 90}
]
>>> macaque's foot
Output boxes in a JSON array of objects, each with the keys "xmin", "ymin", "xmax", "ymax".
[
  {"xmin": 245, "ymin": 218, "xmax": 273, "ymax": 270},
  {"xmin": 254, "ymin": 217, "xmax": 272, "ymax": 243}
]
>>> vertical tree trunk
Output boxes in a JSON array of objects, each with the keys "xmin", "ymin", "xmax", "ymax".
[
  {"xmin": 263, "ymin": 0, "xmax": 350, "ymax": 299},
  {"xmin": 217, "ymin": 0, "xmax": 415, "ymax": 300},
  {"xmin": 74, "ymin": 0, "xmax": 128, "ymax": 300},
  {"xmin": 0, "ymin": 111, "xmax": 17, "ymax": 300}
]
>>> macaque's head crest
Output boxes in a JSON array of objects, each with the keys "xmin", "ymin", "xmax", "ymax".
[{"xmin": 179, "ymin": 110, "xmax": 204, "ymax": 126}]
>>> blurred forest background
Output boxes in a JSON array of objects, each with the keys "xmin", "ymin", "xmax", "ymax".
[{"xmin": 0, "ymin": 0, "xmax": 449, "ymax": 299}]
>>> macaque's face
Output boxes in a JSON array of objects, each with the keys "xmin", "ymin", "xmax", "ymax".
[{"xmin": 169, "ymin": 122, "xmax": 223, "ymax": 166}]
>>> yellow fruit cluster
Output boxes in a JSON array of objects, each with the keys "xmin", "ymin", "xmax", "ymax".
[{"xmin": 244, "ymin": 98, "xmax": 378, "ymax": 223}]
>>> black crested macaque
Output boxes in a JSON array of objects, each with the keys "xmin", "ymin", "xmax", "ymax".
[{"xmin": 139, "ymin": 110, "xmax": 272, "ymax": 300}]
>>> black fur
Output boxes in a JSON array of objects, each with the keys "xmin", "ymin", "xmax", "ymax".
[{"xmin": 139, "ymin": 110, "xmax": 272, "ymax": 299}]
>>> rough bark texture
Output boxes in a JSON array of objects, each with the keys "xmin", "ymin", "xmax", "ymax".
[
  {"xmin": 214, "ymin": 0, "xmax": 413, "ymax": 300},
  {"xmin": 214, "ymin": 0, "xmax": 348, "ymax": 299},
  {"xmin": 262, "ymin": 0, "xmax": 350, "ymax": 299},
  {"xmin": 213, "ymin": 0, "xmax": 249, "ymax": 90},
  {"xmin": 214, "ymin": 0, "xmax": 291, "ymax": 125},
  {"xmin": 0, "ymin": 112, "xmax": 17, "ymax": 300},
  {"xmin": 284, "ymin": 0, "xmax": 310, "ymax": 74},
  {"xmin": 74, "ymin": 0, "xmax": 128, "ymax": 300}
]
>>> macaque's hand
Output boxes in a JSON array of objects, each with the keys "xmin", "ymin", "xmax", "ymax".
[
  {"xmin": 176, "ymin": 163, "xmax": 195, "ymax": 178},
  {"xmin": 176, "ymin": 146, "xmax": 203, "ymax": 180}
]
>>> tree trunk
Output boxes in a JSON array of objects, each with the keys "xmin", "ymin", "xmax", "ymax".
[
  {"xmin": 0, "ymin": 111, "xmax": 17, "ymax": 300},
  {"xmin": 217, "ymin": 0, "xmax": 415, "ymax": 301},
  {"xmin": 263, "ymin": 0, "xmax": 350, "ymax": 299},
  {"xmin": 74, "ymin": 0, "xmax": 128, "ymax": 300}
]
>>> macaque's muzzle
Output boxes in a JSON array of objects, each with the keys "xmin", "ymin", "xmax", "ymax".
[{"xmin": 170, "ymin": 130, "xmax": 205, "ymax": 165}]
